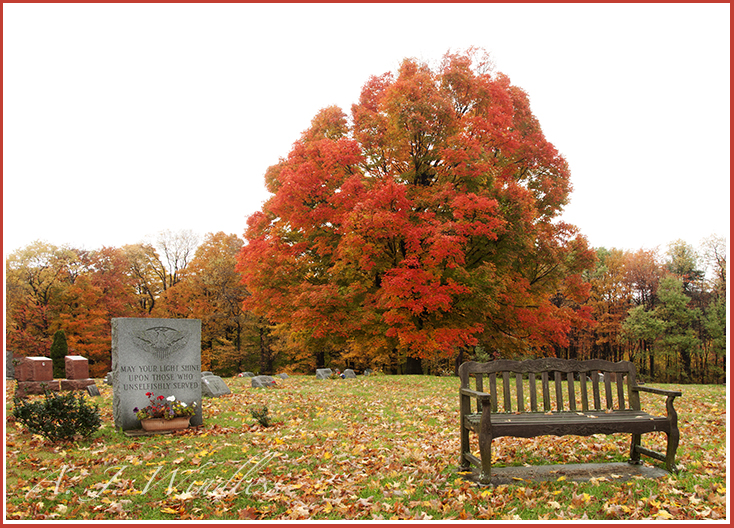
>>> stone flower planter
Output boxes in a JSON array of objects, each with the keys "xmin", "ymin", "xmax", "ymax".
[{"xmin": 140, "ymin": 416, "xmax": 191, "ymax": 432}]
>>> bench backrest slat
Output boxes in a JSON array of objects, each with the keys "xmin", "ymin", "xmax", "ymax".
[
  {"xmin": 459, "ymin": 359, "xmax": 637, "ymax": 414},
  {"xmin": 515, "ymin": 373, "xmax": 524, "ymax": 412},
  {"xmin": 475, "ymin": 373, "xmax": 485, "ymax": 413},
  {"xmin": 529, "ymin": 373, "xmax": 538, "ymax": 412},
  {"xmin": 605, "ymin": 375, "xmax": 614, "ymax": 409},
  {"xmin": 554, "ymin": 371, "xmax": 563, "ymax": 411},
  {"xmin": 567, "ymin": 372, "xmax": 576, "ymax": 411},
  {"xmin": 489, "ymin": 372, "xmax": 498, "ymax": 413},
  {"xmin": 617, "ymin": 376, "xmax": 626, "ymax": 410},
  {"xmin": 503, "ymin": 371, "xmax": 512, "ymax": 412},
  {"xmin": 580, "ymin": 372, "xmax": 589, "ymax": 411},
  {"xmin": 592, "ymin": 372, "xmax": 602, "ymax": 409}
]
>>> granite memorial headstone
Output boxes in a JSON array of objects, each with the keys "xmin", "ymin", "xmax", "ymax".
[
  {"xmin": 112, "ymin": 318, "xmax": 202, "ymax": 431},
  {"xmin": 15, "ymin": 356, "xmax": 53, "ymax": 382},
  {"xmin": 65, "ymin": 355, "xmax": 90, "ymax": 380}
]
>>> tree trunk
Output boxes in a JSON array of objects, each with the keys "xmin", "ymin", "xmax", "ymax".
[
  {"xmin": 259, "ymin": 327, "xmax": 273, "ymax": 374},
  {"xmin": 388, "ymin": 348, "xmax": 399, "ymax": 374},
  {"xmin": 649, "ymin": 347, "xmax": 655, "ymax": 380},
  {"xmin": 454, "ymin": 347, "xmax": 465, "ymax": 376},
  {"xmin": 405, "ymin": 355, "xmax": 423, "ymax": 375}
]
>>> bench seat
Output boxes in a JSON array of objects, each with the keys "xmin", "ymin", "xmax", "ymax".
[{"xmin": 464, "ymin": 409, "xmax": 672, "ymax": 438}]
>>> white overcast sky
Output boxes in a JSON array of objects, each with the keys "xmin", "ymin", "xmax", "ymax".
[{"xmin": 3, "ymin": 3, "xmax": 730, "ymax": 261}]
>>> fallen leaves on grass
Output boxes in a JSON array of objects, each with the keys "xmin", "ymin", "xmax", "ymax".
[{"xmin": 5, "ymin": 376, "xmax": 727, "ymax": 521}]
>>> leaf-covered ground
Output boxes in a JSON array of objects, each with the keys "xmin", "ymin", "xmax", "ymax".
[{"xmin": 4, "ymin": 375, "xmax": 727, "ymax": 521}]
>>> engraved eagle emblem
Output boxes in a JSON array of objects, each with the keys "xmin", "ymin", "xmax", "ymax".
[{"xmin": 132, "ymin": 326, "xmax": 188, "ymax": 360}]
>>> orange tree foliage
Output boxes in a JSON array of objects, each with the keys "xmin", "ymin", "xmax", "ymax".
[
  {"xmin": 57, "ymin": 247, "xmax": 145, "ymax": 377},
  {"xmin": 238, "ymin": 49, "xmax": 595, "ymax": 370},
  {"xmin": 6, "ymin": 245, "xmax": 144, "ymax": 376},
  {"xmin": 154, "ymin": 232, "xmax": 254, "ymax": 374}
]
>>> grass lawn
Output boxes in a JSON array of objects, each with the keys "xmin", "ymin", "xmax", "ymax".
[{"xmin": 4, "ymin": 374, "xmax": 727, "ymax": 521}]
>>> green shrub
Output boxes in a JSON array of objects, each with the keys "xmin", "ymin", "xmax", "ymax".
[
  {"xmin": 50, "ymin": 330, "xmax": 68, "ymax": 378},
  {"xmin": 249, "ymin": 405, "xmax": 272, "ymax": 427},
  {"xmin": 13, "ymin": 390, "xmax": 101, "ymax": 443}
]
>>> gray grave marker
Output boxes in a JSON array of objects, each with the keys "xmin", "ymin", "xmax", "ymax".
[
  {"xmin": 251, "ymin": 375, "xmax": 276, "ymax": 388},
  {"xmin": 112, "ymin": 318, "xmax": 202, "ymax": 431},
  {"xmin": 86, "ymin": 384, "xmax": 101, "ymax": 397},
  {"xmin": 315, "ymin": 368, "xmax": 332, "ymax": 379},
  {"xmin": 343, "ymin": 369, "xmax": 357, "ymax": 379},
  {"xmin": 201, "ymin": 375, "xmax": 231, "ymax": 397}
]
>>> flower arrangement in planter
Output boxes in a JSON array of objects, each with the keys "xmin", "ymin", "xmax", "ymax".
[{"xmin": 134, "ymin": 392, "xmax": 196, "ymax": 431}]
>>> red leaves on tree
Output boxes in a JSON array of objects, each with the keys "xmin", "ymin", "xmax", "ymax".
[{"xmin": 238, "ymin": 48, "xmax": 596, "ymax": 367}]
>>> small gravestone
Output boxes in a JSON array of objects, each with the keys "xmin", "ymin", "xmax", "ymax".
[
  {"xmin": 201, "ymin": 371, "xmax": 214, "ymax": 377},
  {"xmin": 105, "ymin": 371, "xmax": 114, "ymax": 385},
  {"xmin": 6, "ymin": 350, "xmax": 15, "ymax": 379},
  {"xmin": 240, "ymin": 371, "xmax": 255, "ymax": 377},
  {"xmin": 201, "ymin": 375, "xmax": 231, "ymax": 397},
  {"xmin": 277, "ymin": 373, "xmax": 288, "ymax": 379},
  {"xmin": 16, "ymin": 356, "xmax": 54, "ymax": 382},
  {"xmin": 86, "ymin": 384, "xmax": 101, "ymax": 397},
  {"xmin": 364, "ymin": 368, "xmax": 373, "ymax": 376},
  {"xmin": 343, "ymin": 369, "xmax": 357, "ymax": 379},
  {"xmin": 251, "ymin": 375, "xmax": 275, "ymax": 388},
  {"xmin": 65, "ymin": 355, "xmax": 90, "ymax": 380},
  {"xmin": 112, "ymin": 318, "xmax": 202, "ymax": 431},
  {"xmin": 316, "ymin": 368, "xmax": 332, "ymax": 379}
]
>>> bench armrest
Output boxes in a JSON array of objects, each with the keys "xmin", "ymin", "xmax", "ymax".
[
  {"xmin": 633, "ymin": 386, "xmax": 682, "ymax": 398},
  {"xmin": 632, "ymin": 386, "xmax": 681, "ymax": 423},
  {"xmin": 460, "ymin": 388, "xmax": 491, "ymax": 402}
]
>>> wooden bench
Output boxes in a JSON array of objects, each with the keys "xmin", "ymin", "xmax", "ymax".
[{"xmin": 459, "ymin": 358, "xmax": 681, "ymax": 484}]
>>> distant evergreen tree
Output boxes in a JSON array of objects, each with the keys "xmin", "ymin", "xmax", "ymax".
[{"xmin": 50, "ymin": 330, "xmax": 68, "ymax": 378}]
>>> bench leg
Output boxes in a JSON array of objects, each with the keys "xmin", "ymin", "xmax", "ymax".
[
  {"xmin": 665, "ymin": 428, "xmax": 680, "ymax": 473},
  {"xmin": 478, "ymin": 412, "xmax": 492, "ymax": 485},
  {"xmin": 628, "ymin": 433, "xmax": 643, "ymax": 465},
  {"xmin": 459, "ymin": 425, "xmax": 471, "ymax": 472},
  {"xmin": 665, "ymin": 402, "xmax": 680, "ymax": 473}
]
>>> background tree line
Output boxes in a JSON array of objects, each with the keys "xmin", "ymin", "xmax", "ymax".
[
  {"xmin": 559, "ymin": 237, "xmax": 726, "ymax": 384},
  {"xmin": 4, "ymin": 231, "xmax": 726, "ymax": 383},
  {"xmin": 5, "ymin": 231, "xmax": 265, "ymax": 378}
]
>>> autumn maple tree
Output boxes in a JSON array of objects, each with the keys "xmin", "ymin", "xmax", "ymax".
[{"xmin": 237, "ymin": 48, "xmax": 595, "ymax": 371}]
